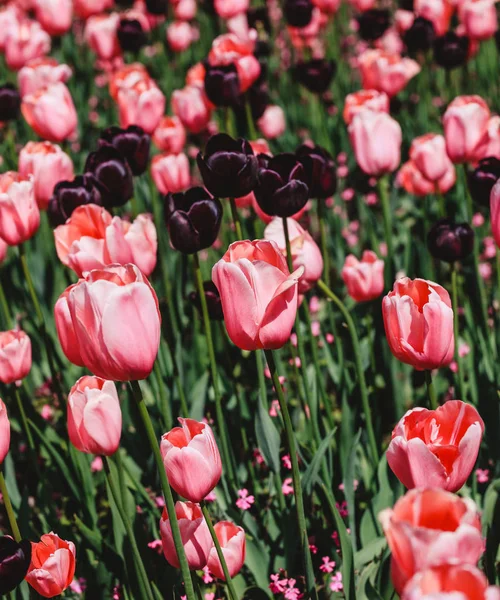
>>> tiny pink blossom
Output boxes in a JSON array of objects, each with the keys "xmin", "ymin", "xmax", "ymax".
[
  {"xmin": 202, "ymin": 566, "xmax": 213, "ymax": 584},
  {"xmin": 282, "ymin": 477, "xmax": 294, "ymax": 495},
  {"xmin": 155, "ymin": 496, "xmax": 165, "ymax": 508},
  {"xmin": 236, "ymin": 488, "xmax": 255, "ymax": 510},
  {"xmin": 204, "ymin": 490, "xmax": 217, "ymax": 502},
  {"xmin": 309, "ymin": 544, "xmax": 318, "ymax": 554},
  {"xmin": 270, "ymin": 572, "xmax": 288, "ymax": 594},
  {"xmin": 459, "ymin": 342, "xmax": 471, "ymax": 358},
  {"xmin": 41, "ymin": 404, "xmax": 54, "ymax": 421},
  {"xmin": 341, "ymin": 188, "xmax": 355, "ymax": 202},
  {"xmin": 309, "ymin": 296, "xmax": 320, "ymax": 313},
  {"xmin": 282, "ymin": 455, "xmax": 292, "ymax": 470},
  {"xmin": 472, "ymin": 212, "xmax": 485, "ymax": 227},
  {"xmin": 269, "ymin": 400, "xmax": 280, "ymax": 417},
  {"xmin": 337, "ymin": 165, "xmax": 349, "ymax": 178},
  {"xmin": 329, "ymin": 571, "xmax": 343, "ymax": 592},
  {"xmin": 91, "ymin": 456, "xmax": 103, "ymax": 472},
  {"xmin": 476, "ymin": 468, "xmax": 490, "ymax": 483},
  {"xmin": 290, "ymin": 333, "xmax": 298, "ymax": 346},
  {"xmin": 320, "ymin": 556, "xmax": 336, "ymax": 573},
  {"xmin": 148, "ymin": 539, "xmax": 163, "ymax": 554},
  {"xmin": 479, "ymin": 262, "xmax": 492, "ymax": 280},
  {"xmin": 311, "ymin": 321, "xmax": 321, "ymax": 337},
  {"xmin": 326, "ymin": 333, "xmax": 335, "ymax": 344}
]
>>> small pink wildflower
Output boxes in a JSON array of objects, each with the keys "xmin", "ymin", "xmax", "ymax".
[
  {"xmin": 282, "ymin": 455, "xmax": 292, "ymax": 470},
  {"xmin": 282, "ymin": 477, "xmax": 294, "ymax": 495},
  {"xmin": 236, "ymin": 488, "xmax": 255, "ymax": 510},
  {"xmin": 320, "ymin": 556, "xmax": 336, "ymax": 573}
]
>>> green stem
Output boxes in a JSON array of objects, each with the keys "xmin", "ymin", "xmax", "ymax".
[
  {"xmin": 14, "ymin": 387, "xmax": 34, "ymax": 452},
  {"xmin": 263, "ymin": 350, "xmax": 318, "ymax": 600},
  {"xmin": 244, "ymin": 100, "xmax": 258, "ymax": 140},
  {"xmin": 193, "ymin": 253, "xmax": 235, "ymax": 487},
  {"xmin": 130, "ymin": 380, "xmax": 196, "ymax": 600},
  {"xmin": 317, "ymin": 279, "xmax": 378, "ymax": 467},
  {"xmin": 436, "ymin": 190, "xmax": 446, "ymax": 218},
  {"xmin": 317, "ymin": 200, "xmax": 330, "ymax": 287},
  {"xmin": 425, "ymin": 370, "xmax": 438, "ymax": 410},
  {"xmin": 0, "ymin": 471, "xmax": 21, "ymax": 542},
  {"xmin": 105, "ymin": 457, "xmax": 154, "ymax": 600},
  {"xmin": 153, "ymin": 360, "xmax": 173, "ymax": 428},
  {"xmin": 377, "ymin": 176, "xmax": 394, "ymax": 286},
  {"xmin": 200, "ymin": 502, "xmax": 238, "ymax": 600},
  {"xmin": 0, "ymin": 279, "xmax": 12, "ymax": 328},
  {"xmin": 451, "ymin": 266, "xmax": 466, "ymax": 401},
  {"xmin": 229, "ymin": 198, "xmax": 243, "ymax": 241}
]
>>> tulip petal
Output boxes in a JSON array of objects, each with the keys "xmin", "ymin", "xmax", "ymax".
[{"xmin": 83, "ymin": 394, "xmax": 122, "ymax": 455}]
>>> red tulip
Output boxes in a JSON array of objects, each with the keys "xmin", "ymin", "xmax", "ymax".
[{"xmin": 26, "ymin": 533, "xmax": 76, "ymax": 598}]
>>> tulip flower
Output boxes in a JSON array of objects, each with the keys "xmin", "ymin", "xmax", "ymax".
[
  {"xmin": 427, "ymin": 219, "xmax": 474, "ymax": 262},
  {"xmin": 357, "ymin": 49, "xmax": 421, "ymax": 97},
  {"xmin": 489, "ymin": 179, "xmax": 500, "ymax": 249},
  {"xmin": 379, "ymin": 488, "xmax": 484, "ymax": 594},
  {"xmin": 409, "ymin": 134, "xmax": 453, "ymax": 183},
  {"xmin": 153, "ymin": 116, "xmax": 186, "ymax": 154},
  {"xmin": 207, "ymin": 521, "xmax": 246, "ymax": 580},
  {"xmin": 257, "ymin": 105, "xmax": 286, "ymax": 139},
  {"xmin": 160, "ymin": 501, "xmax": 213, "ymax": 570},
  {"xmin": 212, "ymin": 240, "xmax": 303, "ymax": 351},
  {"xmin": 172, "ymin": 85, "xmax": 212, "ymax": 135},
  {"xmin": 459, "ymin": 0, "xmax": 498, "ymax": 41},
  {"xmin": 0, "ymin": 330, "xmax": 32, "ymax": 385},
  {"xmin": 0, "ymin": 172, "xmax": 40, "ymax": 246},
  {"xmin": 116, "ymin": 77, "xmax": 165, "ymax": 135},
  {"xmin": 443, "ymin": 95, "xmax": 490, "ymax": 163},
  {"xmin": 397, "ymin": 160, "xmax": 456, "ymax": 196},
  {"xmin": 160, "ymin": 418, "xmax": 222, "ymax": 503},
  {"xmin": 151, "ymin": 153, "xmax": 191, "ymax": 195},
  {"xmin": 99, "ymin": 125, "xmax": 150, "ymax": 176},
  {"xmin": 17, "ymin": 58, "xmax": 72, "ymax": 99},
  {"xmin": 26, "ymin": 533, "xmax": 76, "ymax": 598},
  {"xmin": 0, "ymin": 537, "xmax": 32, "ymax": 596},
  {"xmin": 296, "ymin": 144, "xmax": 337, "ymax": 199},
  {"xmin": 0, "ymin": 399, "xmax": 11, "ymax": 465},
  {"xmin": 67, "ymin": 376, "xmax": 122, "ymax": 456},
  {"xmin": 48, "ymin": 175, "xmax": 103, "ymax": 228},
  {"xmin": 4, "ymin": 19, "xmax": 51, "ymax": 71},
  {"xmin": 54, "ymin": 284, "xmax": 85, "ymax": 368},
  {"xmin": 382, "ymin": 277, "xmax": 454, "ymax": 370},
  {"xmin": 84, "ymin": 14, "xmax": 121, "ymax": 61},
  {"xmin": 84, "ymin": 145, "xmax": 133, "ymax": 208},
  {"xmin": 341, "ymin": 250, "xmax": 384, "ymax": 302},
  {"xmin": 343, "ymin": 89, "xmax": 390, "ymax": 125},
  {"xmin": 32, "ymin": 0, "xmax": 73, "ymax": 36}
]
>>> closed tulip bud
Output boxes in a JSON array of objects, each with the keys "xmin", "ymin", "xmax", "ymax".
[
  {"xmin": 410, "ymin": 133, "xmax": 451, "ymax": 182},
  {"xmin": 68, "ymin": 376, "xmax": 122, "ymax": 456},
  {"xmin": 342, "ymin": 250, "xmax": 384, "ymax": 302},
  {"xmin": 212, "ymin": 240, "xmax": 303, "ymax": 350},
  {"xmin": 18, "ymin": 142, "xmax": 74, "ymax": 210},
  {"xmin": 153, "ymin": 116, "xmax": 186, "ymax": 154},
  {"xmin": 343, "ymin": 89, "xmax": 390, "ymax": 125},
  {"xmin": 214, "ymin": 0, "xmax": 248, "ymax": 18},
  {"xmin": 433, "ymin": 31, "xmax": 470, "ymax": 69},
  {"xmin": 427, "ymin": 218, "xmax": 474, "ymax": 262},
  {"xmin": 167, "ymin": 21, "xmax": 194, "ymax": 53},
  {"xmin": 382, "ymin": 277, "xmax": 454, "ymax": 370},
  {"xmin": 284, "ymin": 0, "xmax": 313, "ymax": 26},
  {"xmin": 197, "ymin": 134, "xmax": 258, "ymax": 199},
  {"xmin": 160, "ymin": 502, "xmax": 213, "ymax": 570},
  {"xmin": 296, "ymin": 144, "xmax": 337, "ymax": 199},
  {"xmin": 0, "ymin": 84, "xmax": 21, "ymax": 122},
  {"xmin": 74, "ymin": 0, "xmax": 114, "ymax": 19},
  {"xmin": 175, "ymin": 0, "xmax": 197, "ymax": 20},
  {"xmin": 117, "ymin": 78, "xmax": 165, "ymax": 135},
  {"xmin": 207, "ymin": 521, "xmax": 246, "ymax": 580},
  {"xmin": 55, "ymin": 264, "xmax": 160, "ymax": 381},
  {"xmin": 165, "ymin": 187, "xmax": 222, "ymax": 254},
  {"xmin": 0, "ymin": 400, "xmax": 10, "ymax": 465},
  {"xmin": 397, "ymin": 160, "xmax": 456, "ymax": 196},
  {"xmin": 0, "ymin": 537, "xmax": 31, "ymax": 596},
  {"xmin": 403, "ymin": 17, "xmax": 435, "ymax": 53},
  {"xmin": 4, "ymin": 20, "xmax": 51, "ymax": 71},
  {"xmin": 0, "ymin": 172, "xmax": 40, "ymax": 246},
  {"xmin": 32, "ymin": 0, "xmax": 73, "ymax": 36},
  {"xmin": 293, "ymin": 59, "xmax": 337, "ymax": 94},
  {"xmin": 460, "ymin": 0, "xmax": 497, "ymax": 41},
  {"xmin": 161, "ymin": 418, "xmax": 222, "ymax": 503},
  {"xmin": 189, "ymin": 281, "xmax": 224, "ymax": 321},
  {"xmin": 26, "ymin": 533, "xmax": 76, "ymax": 598},
  {"xmin": 85, "ymin": 146, "xmax": 134, "ymax": 208},
  {"xmin": 48, "ymin": 175, "xmax": 103, "ymax": 228},
  {"xmin": 264, "ymin": 218, "xmax": 323, "ymax": 293},
  {"xmin": 402, "ymin": 564, "xmax": 500, "ymax": 600},
  {"xmin": 357, "ymin": 9, "xmax": 391, "ymax": 41},
  {"xmin": 204, "ymin": 63, "xmax": 241, "ymax": 107},
  {"xmin": 468, "ymin": 156, "xmax": 500, "ymax": 206},
  {"xmin": 17, "ymin": 58, "xmax": 72, "ymax": 99},
  {"xmin": 0, "ymin": 330, "xmax": 32, "ymax": 384},
  {"xmin": 358, "ymin": 49, "xmax": 421, "ymax": 97},
  {"xmin": 151, "ymin": 153, "xmax": 191, "ymax": 195},
  {"xmin": 172, "ymin": 85, "xmax": 212, "ymax": 134},
  {"xmin": 117, "ymin": 18, "xmax": 148, "ymax": 53},
  {"xmin": 99, "ymin": 125, "xmax": 150, "ymax": 176},
  {"xmin": 254, "ymin": 153, "xmax": 310, "ymax": 217},
  {"xmin": 257, "ymin": 105, "xmax": 286, "ymax": 140},
  {"xmin": 84, "ymin": 13, "xmax": 121, "ymax": 62},
  {"xmin": 388, "ymin": 400, "xmax": 484, "ymax": 492},
  {"xmin": 443, "ymin": 95, "xmax": 490, "ymax": 163},
  {"xmin": 379, "ymin": 489, "xmax": 483, "ymax": 594},
  {"xmin": 54, "ymin": 285, "xmax": 85, "ymax": 367},
  {"xmin": 349, "ymin": 110, "xmax": 402, "ymax": 176}
]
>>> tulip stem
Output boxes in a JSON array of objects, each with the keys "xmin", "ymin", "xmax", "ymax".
[
  {"xmin": 263, "ymin": 350, "xmax": 318, "ymax": 600},
  {"xmin": 317, "ymin": 200, "xmax": 330, "ymax": 287},
  {"xmin": 14, "ymin": 387, "xmax": 34, "ymax": 452},
  {"xmin": 229, "ymin": 198, "xmax": 243, "ymax": 241},
  {"xmin": 153, "ymin": 360, "xmax": 173, "ymax": 429},
  {"xmin": 244, "ymin": 100, "xmax": 258, "ymax": 141},
  {"xmin": 0, "ymin": 471, "xmax": 21, "ymax": 542},
  {"xmin": 130, "ymin": 380, "xmax": 197, "ymax": 600},
  {"xmin": 377, "ymin": 176, "xmax": 394, "ymax": 287},
  {"xmin": 451, "ymin": 266, "xmax": 466, "ymax": 401},
  {"xmin": 425, "ymin": 370, "xmax": 438, "ymax": 410},
  {"xmin": 0, "ymin": 279, "xmax": 12, "ymax": 329},
  {"xmin": 104, "ymin": 456, "xmax": 154, "ymax": 600},
  {"xmin": 193, "ymin": 253, "xmax": 236, "ymax": 488},
  {"xmin": 200, "ymin": 502, "xmax": 238, "ymax": 600},
  {"xmin": 317, "ymin": 279, "xmax": 379, "ymax": 468}
]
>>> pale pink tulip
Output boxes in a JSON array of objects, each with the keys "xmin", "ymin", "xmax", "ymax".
[
  {"xmin": 0, "ymin": 172, "xmax": 40, "ymax": 245},
  {"xmin": 0, "ymin": 330, "xmax": 32, "ymax": 385}
]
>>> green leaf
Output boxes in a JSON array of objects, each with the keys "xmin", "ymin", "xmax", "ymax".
[
  {"xmin": 74, "ymin": 514, "xmax": 103, "ymax": 553},
  {"xmin": 302, "ymin": 427, "xmax": 336, "ymax": 494},
  {"xmin": 255, "ymin": 395, "xmax": 281, "ymax": 473}
]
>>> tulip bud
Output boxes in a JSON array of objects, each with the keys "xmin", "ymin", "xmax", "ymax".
[
  {"xmin": 26, "ymin": 533, "xmax": 76, "ymax": 598},
  {"xmin": 433, "ymin": 32, "xmax": 470, "ymax": 69},
  {"xmin": 54, "ymin": 284, "xmax": 85, "ymax": 367},
  {"xmin": 48, "ymin": 175, "xmax": 103, "ymax": 227},
  {"xmin": 68, "ymin": 376, "xmax": 122, "ymax": 456},
  {"xmin": 204, "ymin": 63, "xmax": 241, "ymax": 108},
  {"xmin": 357, "ymin": 9, "xmax": 391, "ymax": 41},
  {"xmin": 403, "ymin": 17, "xmax": 435, "ymax": 53},
  {"xmin": 207, "ymin": 521, "xmax": 246, "ymax": 580},
  {"xmin": 0, "ymin": 172, "xmax": 40, "ymax": 246},
  {"xmin": 197, "ymin": 134, "xmax": 258, "ymax": 199},
  {"xmin": 160, "ymin": 418, "xmax": 222, "ymax": 503},
  {"xmin": 0, "ymin": 330, "xmax": 32, "ymax": 384},
  {"xmin": 189, "ymin": 281, "xmax": 224, "ymax": 321},
  {"xmin": 165, "ymin": 187, "xmax": 222, "ymax": 254},
  {"xmin": 342, "ymin": 250, "xmax": 384, "ymax": 302},
  {"xmin": 293, "ymin": 59, "xmax": 337, "ymax": 94},
  {"xmin": 99, "ymin": 125, "xmax": 150, "ymax": 176},
  {"xmin": 468, "ymin": 156, "xmax": 500, "ymax": 206},
  {"xmin": 85, "ymin": 145, "xmax": 134, "ymax": 208},
  {"xmin": 284, "ymin": 0, "xmax": 313, "ymax": 26},
  {"xmin": 427, "ymin": 218, "xmax": 474, "ymax": 262},
  {"xmin": 0, "ymin": 400, "xmax": 10, "ymax": 465},
  {"xmin": 296, "ymin": 144, "xmax": 337, "ymax": 199},
  {"xmin": 153, "ymin": 116, "xmax": 186, "ymax": 155},
  {"xmin": 160, "ymin": 502, "xmax": 213, "ymax": 570},
  {"xmin": 117, "ymin": 18, "xmax": 147, "ymax": 54},
  {"xmin": 0, "ymin": 537, "xmax": 32, "ymax": 595},
  {"xmin": 254, "ymin": 153, "xmax": 310, "ymax": 217},
  {"xmin": 0, "ymin": 84, "xmax": 20, "ymax": 122}
]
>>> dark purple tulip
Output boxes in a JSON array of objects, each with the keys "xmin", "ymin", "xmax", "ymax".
[
  {"xmin": 189, "ymin": 281, "xmax": 223, "ymax": 320},
  {"xmin": 0, "ymin": 84, "xmax": 20, "ymax": 122},
  {"xmin": 427, "ymin": 219, "xmax": 474, "ymax": 263},
  {"xmin": 247, "ymin": 7, "xmax": 271, "ymax": 34},
  {"xmin": 85, "ymin": 145, "xmax": 134, "ymax": 208},
  {"xmin": 468, "ymin": 157, "xmax": 500, "ymax": 206},
  {"xmin": 196, "ymin": 134, "xmax": 258, "ymax": 198},
  {"xmin": 99, "ymin": 125, "xmax": 150, "ymax": 176},
  {"xmin": 204, "ymin": 63, "xmax": 241, "ymax": 107},
  {"xmin": 403, "ymin": 17, "xmax": 435, "ymax": 53},
  {"xmin": 433, "ymin": 32, "xmax": 470, "ymax": 69},
  {"xmin": 254, "ymin": 153, "xmax": 310, "ymax": 217},
  {"xmin": 284, "ymin": 0, "xmax": 313, "ymax": 27},
  {"xmin": 357, "ymin": 9, "xmax": 391, "ymax": 41},
  {"xmin": 296, "ymin": 144, "xmax": 337, "ymax": 199},
  {"xmin": 48, "ymin": 175, "xmax": 104, "ymax": 227},
  {"xmin": 165, "ymin": 187, "xmax": 223, "ymax": 254},
  {"xmin": 145, "ymin": 0, "xmax": 168, "ymax": 15},
  {"xmin": 293, "ymin": 59, "xmax": 337, "ymax": 94},
  {"xmin": 117, "ymin": 18, "xmax": 148, "ymax": 53},
  {"xmin": 0, "ymin": 537, "xmax": 32, "ymax": 595}
]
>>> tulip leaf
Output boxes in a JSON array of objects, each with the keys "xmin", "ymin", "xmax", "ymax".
[
  {"xmin": 302, "ymin": 427, "xmax": 336, "ymax": 494},
  {"xmin": 255, "ymin": 394, "xmax": 281, "ymax": 474}
]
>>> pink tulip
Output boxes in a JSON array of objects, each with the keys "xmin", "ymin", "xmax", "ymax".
[
  {"xmin": 474, "ymin": 116, "xmax": 500, "ymax": 161},
  {"xmin": 18, "ymin": 141, "xmax": 74, "ymax": 209},
  {"xmin": 382, "ymin": 277, "xmax": 454, "ymax": 370},
  {"xmin": 174, "ymin": 0, "xmax": 197, "ymax": 20},
  {"xmin": 18, "ymin": 57, "xmax": 72, "ymax": 98},
  {"xmin": 207, "ymin": 521, "xmax": 246, "ymax": 580},
  {"xmin": 380, "ymin": 488, "xmax": 484, "ymax": 594},
  {"xmin": 0, "ymin": 4, "xmax": 22, "ymax": 53},
  {"xmin": 212, "ymin": 240, "xmax": 303, "ymax": 350},
  {"xmin": 26, "ymin": 533, "xmax": 76, "ymax": 598},
  {"xmin": 313, "ymin": 0, "xmax": 341, "ymax": 14},
  {"xmin": 402, "ymin": 564, "xmax": 500, "ymax": 600},
  {"xmin": 208, "ymin": 33, "xmax": 261, "ymax": 92},
  {"xmin": 349, "ymin": 110, "xmax": 402, "ymax": 176},
  {"xmin": 489, "ymin": 179, "xmax": 500, "ymax": 248},
  {"xmin": 67, "ymin": 376, "xmax": 122, "ymax": 456},
  {"xmin": 414, "ymin": 0, "xmax": 453, "ymax": 35},
  {"xmin": 54, "ymin": 284, "xmax": 85, "ymax": 367},
  {"xmin": 387, "ymin": 400, "xmax": 484, "ymax": 492},
  {"xmin": 0, "ymin": 400, "xmax": 11, "ymax": 464},
  {"xmin": 151, "ymin": 153, "xmax": 191, "ymax": 195},
  {"xmin": 397, "ymin": 160, "xmax": 456, "ymax": 196},
  {"xmin": 160, "ymin": 501, "xmax": 213, "ymax": 570},
  {"xmin": 54, "ymin": 204, "xmax": 157, "ymax": 277},
  {"xmin": 409, "ymin": 133, "xmax": 452, "ymax": 183},
  {"xmin": 167, "ymin": 21, "xmax": 194, "ymax": 52},
  {"xmin": 349, "ymin": 0, "xmax": 376, "ymax": 11},
  {"xmin": 55, "ymin": 263, "xmax": 160, "ymax": 381},
  {"xmin": 460, "ymin": 0, "xmax": 498, "ymax": 40},
  {"xmin": 214, "ymin": 0, "xmax": 249, "ymax": 18},
  {"xmin": 74, "ymin": 0, "xmax": 114, "ymax": 19},
  {"xmin": 443, "ymin": 95, "xmax": 491, "ymax": 163},
  {"xmin": 21, "ymin": 83, "xmax": 78, "ymax": 143},
  {"xmin": 358, "ymin": 49, "xmax": 421, "ymax": 97},
  {"xmin": 160, "ymin": 418, "xmax": 222, "ymax": 503},
  {"xmin": 343, "ymin": 89, "xmax": 390, "ymax": 125},
  {"xmin": 0, "ymin": 330, "xmax": 32, "ymax": 384},
  {"xmin": 0, "ymin": 172, "xmax": 40, "ymax": 246},
  {"xmin": 394, "ymin": 9, "xmax": 415, "ymax": 32},
  {"xmin": 109, "ymin": 63, "xmax": 150, "ymax": 101},
  {"xmin": 84, "ymin": 13, "xmax": 121, "ymax": 61},
  {"xmin": 4, "ymin": 18, "xmax": 51, "ymax": 71},
  {"xmin": 342, "ymin": 250, "xmax": 384, "ymax": 302},
  {"xmin": 172, "ymin": 85, "xmax": 212, "ymax": 134},
  {"xmin": 117, "ymin": 79, "xmax": 165, "ymax": 135},
  {"xmin": 257, "ymin": 105, "xmax": 286, "ymax": 139},
  {"xmin": 32, "ymin": 0, "xmax": 73, "ymax": 36},
  {"xmin": 153, "ymin": 116, "xmax": 186, "ymax": 154},
  {"xmin": 264, "ymin": 218, "xmax": 323, "ymax": 293}
]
